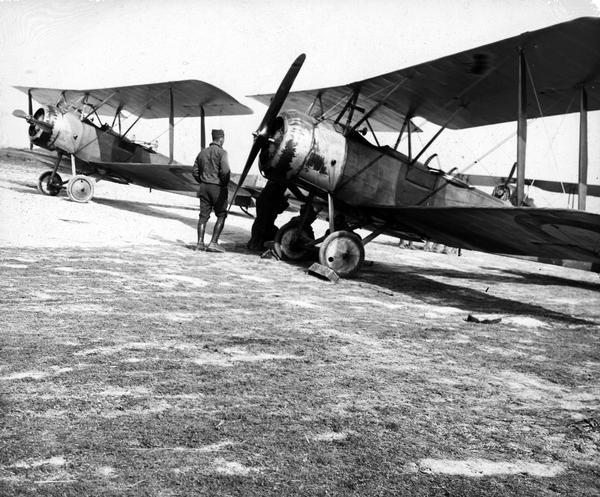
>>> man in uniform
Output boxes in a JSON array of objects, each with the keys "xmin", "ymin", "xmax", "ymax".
[{"xmin": 192, "ymin": 129, "xmax": 230, "ymax": 252}]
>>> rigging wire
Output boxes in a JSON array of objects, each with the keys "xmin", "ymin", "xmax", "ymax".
[
  {"xmin": 456, "ymin": 131, "xmax": 516, "ymax": 175},
  {"xmin": 148, "ymin": 115, "xmax": 190, "ymax": 143},
  {"xmin": 524, "ymin": 56, "xmax": 575, "ymax": 204}
]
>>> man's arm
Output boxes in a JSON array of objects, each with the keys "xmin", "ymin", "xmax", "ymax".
[
  {"xmin": 219, "ymin": 150, "xmax": 231, "ymax": 185},
  {"xmin": 192, "ymin": 154, "xmax": 201, "ymax": 183}
]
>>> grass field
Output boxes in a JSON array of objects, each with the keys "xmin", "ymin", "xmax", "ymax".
[{"xmin": 1, "ymin": 154, "xmax": 599, "ymax": 496}]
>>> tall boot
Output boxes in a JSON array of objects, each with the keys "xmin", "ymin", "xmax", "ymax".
[
  {"xmin": 196, "ymin": 221, "xmax": 207, "ymax": 251},
  {"xmin": 206, "ymin": 217, "xmax": 226, "ymax": 253}
]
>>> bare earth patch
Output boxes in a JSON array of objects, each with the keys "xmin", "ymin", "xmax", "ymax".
[
  {"xmin": 1, "ymin": 154, "xmax": 599, "ymax": 495},
  {"xmin": 418, "ymin": 458, "xmax": 565, "ymax": 477}
]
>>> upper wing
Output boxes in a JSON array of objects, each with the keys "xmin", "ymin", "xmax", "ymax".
[
  {"xmin": 251, "ymin": 17, "xmax": 600, "ymax": 130},
  {"xmin": 251, "ymin": 83, "xmax": 422, "ymax": 133},
  {"xmin": 14, "ymin": 80, "xmax": 253, "ymax": 119},
  {"xmin": 376, "ymin": 206, "xmax": 600, "ymax": 263}
]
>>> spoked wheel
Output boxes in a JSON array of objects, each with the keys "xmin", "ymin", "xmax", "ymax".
[
  {"xmin": 274, "ymin": 221, "xmax": 315, "ymax": 260},
  {"xmin": 66, "ymin": 175, "xmax": 95, "ymax": 203},
  {"xmin": 37, "ymin": 171, "xmax": 63, "ymax": 196},
  {"xmin": 319, "ymin": 230, "xmax": 365, "ymax": 277}
]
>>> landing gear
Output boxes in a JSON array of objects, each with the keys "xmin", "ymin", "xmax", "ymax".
[
  {"xmin": 274, "ymin": 221, "xmax": 315, "ymax": 260},
  {"xmin": 272, "ymin": 193, "xmax": 372, "ymax": 277},
  {"xmin": 319, "ymin": 230, "xmax": 364, "ymax": 277},
  {"xmin": 37, "ymin": 171, "xmax": 63, "ymax": 196},
  {"xmin": 66, "ymin": 175, "xmax": 95, "ymax": 203}
]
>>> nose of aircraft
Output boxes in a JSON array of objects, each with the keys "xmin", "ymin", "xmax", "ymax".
[
  {"xmin": 227, "ymin": 54, "xmax": 306, "ymax": 212},
  {"xmin": 13, "ymin": 106, "xmax": 57, "ymax": 149}
]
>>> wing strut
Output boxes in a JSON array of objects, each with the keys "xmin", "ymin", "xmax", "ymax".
[
  {"xmin": 351, "ymin": 79, "xmax": 407, "ymax": 133},
  {"xmin": 393, "ymin": 115, "xmax": 409, "ymax": 151},
  {"xmin": 83, "ymin": 92, "xmax": 117, "ymax": 121},
  {"xmin": 169, "ymin": 85, "xmax": 174, "ymax": 163},
  {"xmin": 411, "ymin": 106, "xmax": 464, "ymax": 165},
  {"xmin": 27, "ymin": 89, "xmax": 33, "ymax": 150},
  {"xmin": 578, "ymin": 86, "xmax": 588, "ymax": 210},
  {"xmin": 516, "ymin": 48, "xmax": 527, "ymax": 206},
  {"xmin": 200, "ymin": 105, "xmax": 206, "ymax": 150},
  {"xmin": 334, "ymin": 88, "xmax": 360, "ymax": 127}
]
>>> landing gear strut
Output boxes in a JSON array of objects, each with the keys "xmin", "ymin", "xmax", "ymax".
[
  {"xmin": 38, "ymin": 151, "xmax": 64, "ymax": 196},
  {"xmin": 273, "ymin": 193, "xmax": 370, "ymax": 277},
  {"xmin": 36, "ymin": 152, "xmax": 95, "ymax": 203}
]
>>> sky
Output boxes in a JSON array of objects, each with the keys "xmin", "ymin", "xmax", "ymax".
[{"xmin": 1, "ymin": 0, "xmax": 599, "ymax": 210}]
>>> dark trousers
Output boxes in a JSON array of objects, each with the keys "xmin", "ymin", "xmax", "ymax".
[{"xmin": 198, "ymin": 182, "xmax": 228, "ymax": 222}]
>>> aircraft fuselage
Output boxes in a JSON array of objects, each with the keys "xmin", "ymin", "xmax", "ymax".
[
  {"xmin": 29, "ymin": 106, "xmax": 163, "ymax": 163},
  {"xmin": 27, "ymin": 106, "xmax": 199, "ymax": 194},
  {"xmin": 259, "ymin": 110, "xmax": 506, "ymax": 210}
]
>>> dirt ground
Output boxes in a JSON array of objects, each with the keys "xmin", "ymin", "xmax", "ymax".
[{"xmin": 1, "ymin": 150, "xmax": 599, "ymax": 496}]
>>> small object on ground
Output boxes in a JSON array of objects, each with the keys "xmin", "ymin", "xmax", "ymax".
[
  {"xmin": 466, "ymin": 314, "xmax": 502, "ymax": 324},
  {"xmin": 307, "ymin": 263, "xmax": 340, "ymax": 283},
  {"xmin": 260, "ymin": 249, "xmax": 280, "ymax": 260},
  {"xmin": 206, "ymin": 242, "xmax": 225, "ymax": 253}
]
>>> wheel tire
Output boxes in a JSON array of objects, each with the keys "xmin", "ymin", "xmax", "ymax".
[
  {"xmin": 37, "ymin": 171, "xmax": 63, "ymax": 196},
  {"xmin": 274, "ymin": 221, "xmax": 315, "ymax": 261},
  {"xmin": 319, "ymin": 230, "xmax": 365, "ymax": 277},
  {"xmin": 66, "ymin": 175, "xmax": 95, "ymax": 203}
]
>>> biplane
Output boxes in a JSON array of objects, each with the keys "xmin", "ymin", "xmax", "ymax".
[
  {"xmin": 12, "ymin": 80, "xmax": 254, "ymax": 209},
  {"xmin": 232, "ymin": 16, "xmax": 600, "ymax": 276}
]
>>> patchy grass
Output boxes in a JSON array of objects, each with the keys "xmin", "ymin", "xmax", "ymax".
[
  {"xmin": 1, "ymin": 243, "xmax": 599, "ymax": 496},
  {"xmin": 1, "ymin": 154, "xmax": 599, "ymax": 495}
]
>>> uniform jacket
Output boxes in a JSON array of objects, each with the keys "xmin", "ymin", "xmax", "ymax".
[{"xmin": 192, "ymin": 142, "xmax": 230, "ymax": 186}]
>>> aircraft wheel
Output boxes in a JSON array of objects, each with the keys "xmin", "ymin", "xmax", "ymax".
[
  {"xmin": 274, "ymin": 221, "xmax": 315, "ymax": 260},
  {"xmin": 319, "ymin": 230, "xmax": 365, "ymax": 277},
  {"xmin": 37, "ymin": 171, "xmax": 63, "ymax": 196},
  {"xmin": 66, "ymin": 175, "xmax": 95, "ymax": 203}
]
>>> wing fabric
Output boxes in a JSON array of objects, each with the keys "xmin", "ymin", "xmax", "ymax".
[
  {"xmin": 14, "ymin": 80, "xmax": 253, "ymax": 119},
  {"xmin": 251, "ymin": 17, "xmax": 600, "ymax": 130},
  {"xmin": 5, "ymin": 147, "xmax": 90, "ymax": 173},
  {"xmin": 8, "ymin": 148, "xmax": 252, "ymax": 203},
  {"xmin": 251, "ymin": 82, "xmax": 422, "ymax": 133},
  {"xmin": 458, "ymin": 174, "xmax": 600, "ymax": 197},
  {"xmin": 376, "ymin": 206, "xmax": 600, "ymax": 263},
  {"xmin": 87, "ymin": 161, "xmax": 253, "ymax": 205}
]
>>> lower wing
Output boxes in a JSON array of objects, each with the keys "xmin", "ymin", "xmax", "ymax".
[
  {"xmin": 372, "ymin": 206, "xmax": 600, "ymax": 264},
  {"xmin": 7, "ymin": 148, "xmax": 253, "ymax": 206}
]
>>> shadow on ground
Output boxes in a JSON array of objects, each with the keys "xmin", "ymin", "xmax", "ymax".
[{"xmin": 355, "ymin": 260, "xmax": 596, "ymax": 325}]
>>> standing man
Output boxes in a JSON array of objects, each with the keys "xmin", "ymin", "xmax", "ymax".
[{"xmin": 192, "ymin": 129, "xmax": 230, "ymax": 252}]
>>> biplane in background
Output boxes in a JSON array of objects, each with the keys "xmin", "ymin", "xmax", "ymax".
[
  {"xmin": 232, "ymin": 17, "xmax": 600, "ymax": 276},
  {"xmin": 456, "ymin": 167, "xmax": 600, "ymax": 208},
  {"xmin": 12, "ymin": 80, "xmax": 255, "ymax": 210}
]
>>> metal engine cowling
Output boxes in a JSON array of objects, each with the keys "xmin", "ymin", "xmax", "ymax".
[
  {"xmin": 28, "ymin": 106, "xmax": 58, "ymax": 149},
  {"xmin": 258, "ymin": 110, "xmax": 347, "ymax": 192},
  {"xmin": 28, "ymin": 106, "xmax": 82, "ymax": 154}
]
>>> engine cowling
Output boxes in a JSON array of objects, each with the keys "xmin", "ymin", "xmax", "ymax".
[
  {"xmin": 28, "ymin": 106, "xmax": 83, "ymax": 154},
  {"xmin": 258, "ymin": 110, "xmax": 347, "ymax": 192}
]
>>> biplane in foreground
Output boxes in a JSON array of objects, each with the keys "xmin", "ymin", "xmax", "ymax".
[
  {"xmin": 231, "ymin": 17, "xmax": 600, "ymax": 276},
  {"xmin": 12, "ymin": 80, "xmax": 254, "ymax": 209}
]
